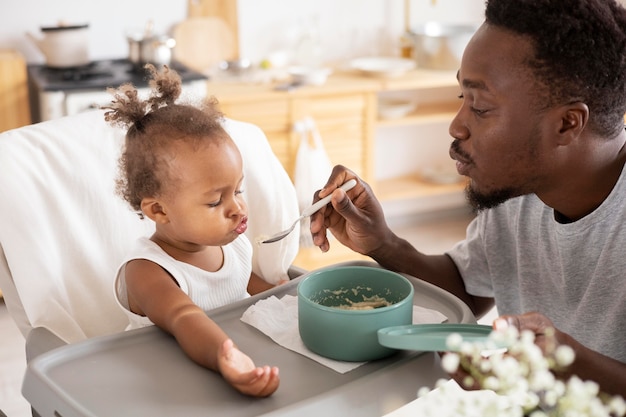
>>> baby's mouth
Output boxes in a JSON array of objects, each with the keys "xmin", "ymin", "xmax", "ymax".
[{"xmin": 235, "ymin": 217, "xmax": 248, "ymax": 234}]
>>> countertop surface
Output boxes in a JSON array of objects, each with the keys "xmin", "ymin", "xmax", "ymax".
[{"xmin": 207, "ymin": 68, "xmax": 458, "ymax": 101}]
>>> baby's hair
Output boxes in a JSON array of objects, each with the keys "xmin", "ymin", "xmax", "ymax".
[
  {"xmin": 103, "ymin": 64, "xmax": 182, "ymax": 129},
  {"xmin": 103, "ymin": 64, "xmax": 230, "ymax": 218}
]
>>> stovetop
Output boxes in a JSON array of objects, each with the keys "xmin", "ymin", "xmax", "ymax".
[{"xmin": 28, "ymin": 59, "xmax": 208, "ymax": 92}]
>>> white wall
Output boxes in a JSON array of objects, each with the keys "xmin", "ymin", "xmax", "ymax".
[
  {"xmin": 1, "ymin": 0, "xmax": 484, "ymax": 66},
  {"xmin": 237, "ymin": 0, "xmax": 484, "ymax": 64},
  {"xmin": 5, "ymin": 0, "xmax": 626, "ymax": 67}
]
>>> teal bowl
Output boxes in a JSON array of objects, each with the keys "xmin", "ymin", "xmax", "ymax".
[{"xmin": 297, "ymin": 265, "xmax": 414, "ymax": 362}]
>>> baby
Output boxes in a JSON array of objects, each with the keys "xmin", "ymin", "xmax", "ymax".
[{"xmin": 103, "ymin": 64, "xmax": 280, "ymax": 397}]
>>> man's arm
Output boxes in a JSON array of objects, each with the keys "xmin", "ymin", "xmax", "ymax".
[
  {"xmin": 370, "ymin": 234, "xmax": 495, "ymax": 318},
  {"xmin": 498, "ymin": 312, "xmax": 626, "ymax": 397}
]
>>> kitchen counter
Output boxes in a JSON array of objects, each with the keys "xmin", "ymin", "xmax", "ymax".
[
  {"xmin": 206, "ymin": 68, "xmax": 458, "ymax": 99},
  {"xmin": 207, "ymin": 71, "xmax": 381, "ymax": 101}
]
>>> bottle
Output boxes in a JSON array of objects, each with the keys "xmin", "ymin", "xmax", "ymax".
[{"xmin": 294, "ymin": 17, "xmax": 322, "ymax": 68}]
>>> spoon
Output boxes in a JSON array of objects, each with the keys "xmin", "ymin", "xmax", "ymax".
[{"xmin": 260, "ymin": 179, "xmax": 357, "ymax": 244}]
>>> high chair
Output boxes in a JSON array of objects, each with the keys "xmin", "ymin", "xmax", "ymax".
[{"xmin": 0, "ymin": 109, "xmax": 301, "ymax": 363}]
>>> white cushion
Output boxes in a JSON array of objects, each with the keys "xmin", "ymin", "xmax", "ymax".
[{"xmin": 0, "ymin": 110, "xmax": 299, "ymax": 343}]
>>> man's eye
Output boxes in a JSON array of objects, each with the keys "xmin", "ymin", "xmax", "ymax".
[
  {"xmin": 472, "ymin": 107, "xmax": 488, "ymax": 115},
  {"xmin": 458, "ymin": 92, "xmax": 488, "ymax": 115}
]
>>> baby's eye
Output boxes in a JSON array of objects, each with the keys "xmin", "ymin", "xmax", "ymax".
[
  {"xmin": 235, "ymin": 188, "xmax": 244, "ymax": 196},
  {"xmin": 207, "ymin": 199, "xmax": 221, "ymax": 208}
]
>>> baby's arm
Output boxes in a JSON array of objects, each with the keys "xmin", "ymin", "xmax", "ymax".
[
  {"xmin": 247, "ymin": 271, "xmax": 289, "ymax": 295},
  {"xmin": 124, "ymin": 259, "xmax": 280, "ymax": 397}
]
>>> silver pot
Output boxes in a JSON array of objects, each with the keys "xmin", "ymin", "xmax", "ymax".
[
  {"xmin": 409, "ymin": 22, "xmax": 477, "ymax": 70},
  {"xmin": 127, "ymin": 32, "xmax": 176, "ymax": 67}
]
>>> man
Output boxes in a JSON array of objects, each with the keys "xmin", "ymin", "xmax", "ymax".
[{"xmin": 310, "ymin": 0, "xmax": 626, "ymax": 396}]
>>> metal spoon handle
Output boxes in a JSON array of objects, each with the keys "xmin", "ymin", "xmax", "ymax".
[{"xmin": 301, "ymin": 179, "xmax": 357, "ymax": 218}]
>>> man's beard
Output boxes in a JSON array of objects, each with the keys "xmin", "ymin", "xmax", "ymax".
[
  {"xmin": 465, "ymin": 183, "xmax": 517, "ymax": 213},
  {"xmin": 449, "ymin": 138, "xmax": 532, "ymax": 213}
]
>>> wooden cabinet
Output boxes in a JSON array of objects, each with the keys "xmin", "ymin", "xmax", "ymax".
[
  {"xmin": 371, "ymin": 70, "xmax": 468, "ymax": 217},
  {"xmin": 208, "ymin": 74, "xmax": 378, "ymax": 184},
  {"xmin": 0, "ymin": 50, "xmax": 31, "ymax": 132}
]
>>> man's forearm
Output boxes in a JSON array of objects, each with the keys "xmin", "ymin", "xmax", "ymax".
[
  {"xmin": 569, "ymin": 340, "xmax": 626, "ymax": 397},
  {"xmin": 369, "ymin": 234, "xmax": 492, "ymax": 316}
]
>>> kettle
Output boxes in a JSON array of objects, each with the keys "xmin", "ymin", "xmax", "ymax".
[{"xmin": 27, "ymin": 23, "xmax": 90, "ymax": 68}]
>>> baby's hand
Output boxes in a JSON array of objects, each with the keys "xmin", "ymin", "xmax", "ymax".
[{"xmin": 217, "ymin": 338, "xmax": 280, "ymax": 397}]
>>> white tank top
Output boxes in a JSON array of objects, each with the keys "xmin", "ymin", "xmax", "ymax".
[{"xmin": 115, "ymin": 235, "xmax": 252, "ymax": 329}]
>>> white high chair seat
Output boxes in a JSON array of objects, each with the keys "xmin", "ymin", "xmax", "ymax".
[{"xmin": 0, "ymin": 110, "xmax": 299, "ymax": 345}]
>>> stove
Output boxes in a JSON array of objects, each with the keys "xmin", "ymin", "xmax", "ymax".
[{"xmin": 28, "ymin": 59, "xmax": 209, "ymax": 122}]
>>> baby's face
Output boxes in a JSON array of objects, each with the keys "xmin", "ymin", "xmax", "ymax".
[{"xmin": 156, "ymin": 138, "xmax": 248, "ymax": 248}]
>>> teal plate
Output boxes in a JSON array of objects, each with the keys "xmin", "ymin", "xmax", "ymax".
[{"xmin": 378, "ymin": 323, "xmax": 501, "ymax": 352}]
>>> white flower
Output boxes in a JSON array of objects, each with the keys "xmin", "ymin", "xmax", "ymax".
[
  {"xmin": 459, "ymin": 341, "xmax": 475, "ymax": 356},
  {"xmin": 446, "ymin": 332, "xmax": 464, "ymax": 350},
  {"xmin": 528, "ymin": 369, "xmax": 555, "ymax": 392},
  {"xmin": 483, "ymin": 375, "xmax": 500, "ymax": 391},
  {"xmin": 479, "ymin": 359, "xmax": 493, "ymax": 373},
  {"xmin": 417, "ymin": 386, "xmax": 432, "ymax": 398},
  {"xmin": 492, "ymin": 355, "xmax": 520, "ymax": 380},
  {"xmin": 554, "ymin": 345, "xmax": 575, "ymax": 368},
  {"xmin": 542, "ymin": 388, "xmax": 559, "ymax": 408},
  {"xmin": 609, "ymin": 396, "xmax": 626, "ymax": 416},
  {"xmin": 434, "ymin": 378, "xmax": 449, "ymax": 389},
  {"xmin": 413, "ymin": 328, "xmax": 625, "ymax": 417},
  {"xmin": 441, "ymin": 352, "xmax": 460, "ymax": 373},
  {"xmin": 520, "ymin": 329, "xmax": 536, "ymax": 345}
]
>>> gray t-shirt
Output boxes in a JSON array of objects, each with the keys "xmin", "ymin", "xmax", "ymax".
[{"xmin": 446, "ymin": 167, "xmax": 626, "ymax": 363}]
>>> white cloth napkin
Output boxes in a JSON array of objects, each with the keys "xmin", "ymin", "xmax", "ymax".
[{"xmin": 240, "ymin": 294, "xmax": 448, "ymax": 373}]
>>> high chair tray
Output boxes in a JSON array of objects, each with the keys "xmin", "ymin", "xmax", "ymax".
[{"xmin": 22, "ymin": 261, "xmax": 474, "ymax": 417}]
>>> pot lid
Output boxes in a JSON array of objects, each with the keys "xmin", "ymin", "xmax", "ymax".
[
  {"xmin": 41, "ymin": 23, "xmax": 89, "ymax": 32},
  {"xmin": 377, "ymin": 323, "xmax": 508, "ymax": 352}
]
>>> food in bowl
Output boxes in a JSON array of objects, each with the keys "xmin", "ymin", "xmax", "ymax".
[
  {"xmin": 298, "ymin": 265, "xmax": 414, "ymax": 362},
  {"xmin": 313, "ymin": 285, "xmax": 395, "ymax": 310},
  {"xmin": 333, "ymin": 294, "xmax": 392, "ymax": 310}
]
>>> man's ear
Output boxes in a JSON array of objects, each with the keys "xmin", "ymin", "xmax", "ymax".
[
  {"xmin": 556, "ymin": 102, "xmax": 589, "ymax": 145},
  {"xmin": 140, "ymin": 198, "xmax": 168, "ymax": 223}
]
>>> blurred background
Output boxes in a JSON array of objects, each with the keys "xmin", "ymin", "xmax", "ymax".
[{"xmin": 1, "ymin": 0, "xmax": 484, "ymax": 67}]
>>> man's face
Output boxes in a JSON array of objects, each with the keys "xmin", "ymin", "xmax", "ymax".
[{"xmin": 449, "ymin": 23, "xmax": 554, "ymax": 211}]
